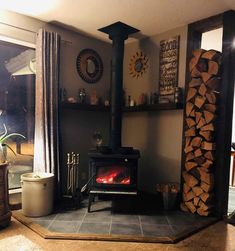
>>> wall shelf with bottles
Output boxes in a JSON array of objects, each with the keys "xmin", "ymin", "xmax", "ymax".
[{"xmin": 61, "ymin": 101, "xmax": 183, "ymax": 112}]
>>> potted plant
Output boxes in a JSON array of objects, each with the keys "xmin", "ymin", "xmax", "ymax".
[{"xmin": 0, "ymin": 124, "xmax": 25, "ymax": 163}]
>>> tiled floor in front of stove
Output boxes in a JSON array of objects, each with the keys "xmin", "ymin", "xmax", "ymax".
[{"xmin": 23, "ymin": 199, "xmax": 217, "ymax": 238}]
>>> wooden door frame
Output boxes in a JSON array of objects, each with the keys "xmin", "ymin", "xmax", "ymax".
[{"xmin": 182, "ymin": 10, "xmax": 235, "ymax": 217}]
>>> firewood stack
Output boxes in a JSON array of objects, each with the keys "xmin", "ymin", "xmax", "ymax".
[{"xmin": 181, "ymin": 49, "xmax": 222, "ymax": 216}]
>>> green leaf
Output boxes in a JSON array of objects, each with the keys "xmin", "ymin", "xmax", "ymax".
[{"xmin": 0, "ymin": 133, "xmax": 26, "ymax": 143}]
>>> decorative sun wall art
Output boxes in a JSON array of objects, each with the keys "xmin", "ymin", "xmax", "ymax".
[{"xmin": 129, "ymin": 51, "xmax": 149, "ymax": 78}]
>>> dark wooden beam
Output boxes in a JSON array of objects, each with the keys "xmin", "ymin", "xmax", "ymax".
[{"xmin": 214, "ymin": 10, "xmax": 235, "ymax": 216}]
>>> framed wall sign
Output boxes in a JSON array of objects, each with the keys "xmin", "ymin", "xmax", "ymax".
[
  {"xmin": 159, "ymin": 36, "xmax": 180, "ymax": 95},
  {"xmin": 76, "ymin": 49, "xmax": 103, "ymax": 84}
]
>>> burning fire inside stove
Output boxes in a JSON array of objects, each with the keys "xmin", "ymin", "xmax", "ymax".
[{"xmin": 96, "ymin": 165, "xmax": 130, "ymax": 184}]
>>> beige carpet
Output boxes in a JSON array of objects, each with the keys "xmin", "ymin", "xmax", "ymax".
[{"xmin": 0, "ymin": 235, "xmax": 43, "ymax": 251}]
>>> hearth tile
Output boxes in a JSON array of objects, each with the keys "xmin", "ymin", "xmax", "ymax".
[
  {"xmin": 78, "ymin": 222, "xmax": 110, "ymax": 234},
  {"xmin": 48, "ymin": 220, "xmax": 81, "ymax": 233},
  {"xmin": 166, "ymin": 212, "xmax": 199, "ymax": 225},
  {"xmin": 111, "ymin": 214, "xmax": 139, "ymax": 224},
  {"xmin": 33, "ymin": 219, "xmax": 52, "ymax": 229},
  {"xmin": 140, "ymin": 215, "xmax": 168, "ymax": 225},
  {"xmin": 83, "ymin": 211, "xmax": 112, "ymax": 223},
  {"xmin": 110, "ymin": 223, "xmax": 142, "ymax": 236},
  {"xmin": 171, "ymin": 224, "xmax": 198, "ymax": 236},
  {"xmin": 54, "ymin": 210, "xmax": 86, "ymax": 221},
  {"xmin": 142, "ymin": 224, "xmax": 173, "ymax": 237}
]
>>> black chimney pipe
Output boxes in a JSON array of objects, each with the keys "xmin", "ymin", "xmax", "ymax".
[{"xmin": 99, "ymin": 22, "xmax": 139, "ymax": 152}]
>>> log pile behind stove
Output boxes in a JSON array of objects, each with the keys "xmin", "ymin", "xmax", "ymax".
[{"xmin": 181, "ymin": 49, "xmax": 222, "ymax": 216}]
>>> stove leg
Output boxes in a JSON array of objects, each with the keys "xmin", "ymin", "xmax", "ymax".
[{"xmin": 88, "ymin": 193, "xmax": 95, "ymax": 212}]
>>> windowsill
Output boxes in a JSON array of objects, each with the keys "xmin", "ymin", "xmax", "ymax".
[{"xmin": 9, "ymin": 188, "xmax": 22, "ymax": 194}]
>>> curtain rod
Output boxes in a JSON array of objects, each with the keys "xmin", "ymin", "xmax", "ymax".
[{"xmin": 0, "ymin": 21, "xmax": 72, "ymax": 44}]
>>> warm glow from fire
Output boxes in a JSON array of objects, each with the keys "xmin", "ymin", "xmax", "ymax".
[{"xmin": 96, "ymin": 166, "xmax": 130, "ymax": 185}]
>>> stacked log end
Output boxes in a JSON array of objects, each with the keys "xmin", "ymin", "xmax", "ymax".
[{"xmin": 181, "ymin": 49, "xmax": 221, "ymax": 216}]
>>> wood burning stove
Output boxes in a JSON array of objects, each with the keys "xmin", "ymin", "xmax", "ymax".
[
  {"xmin": 88, "ymin": 151, "xmax": 140, "ymax": 212},
  {"xmin": 87, "ymin": 22, "xmax": 140, "ymax": 212}
]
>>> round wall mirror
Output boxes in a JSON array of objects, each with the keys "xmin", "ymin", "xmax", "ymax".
[{"xmin": 76, "ymin": 49, "xmax": 103, "ymax": 84}]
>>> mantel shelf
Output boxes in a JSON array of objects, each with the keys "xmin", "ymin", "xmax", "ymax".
[{"xmin": 61, "ymin": 102, "xmax": 183, "ymax": 112}]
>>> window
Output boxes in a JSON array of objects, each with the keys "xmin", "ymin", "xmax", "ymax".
[{"xmin": 0, "ymin": 38, "xmax": 35, "ymax": 189}]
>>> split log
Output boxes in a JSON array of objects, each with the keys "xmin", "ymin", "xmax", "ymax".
[
  {"xmin": 204, "ymin": 103, "xmax": 217, "ymax": 113},
  {"xmin": 191, "ymin": 67, "xmax": 201, "ymax": 78},
  {"xmin": 186, "ymin": 118, "xmax": 196, "ymax": 128},
  {"xmin": 202, "ymin": 159, "xmax": 213, "ymax": 169},
  {"xmin": 194, "ymin": 148, "xmax": 202, "ymax": 158},
  {"xmin": 183, "ymin": 172, "xmax": 199, "ymax": 188},
  {"xmin": 199, "ymin": 130, "xmax": 213, "ymax": 141},
  {"xmin": 185, "ymin": 127, "xmax": 196, "ymax": 137},
  {"xmin": 190, "ymin": 109, "xmax": 196, "ymax": 117},
  {"xmin": 184, "ymin": 145, "xmax": 194, "ymax": 154},
  {"xmin": 195, "ymin": 96, "xmax": 206, "ymax": 109},
  {"xmin": 183, "ymin": 183, "xmax": 191, "ymax": 193},
  {"xmin": 198, "ymin": 83, "xmax": 207, "ymax": 97},
  {"xmin": 195, "ymin": 112, "xmax": 202, "ymax": 124},
  {"xmin": 189, "ymin": 57, "xmax": 200, "ymax": 72},
  {"xmin": 197, "ymin": 208, "xmax": 211, "ymax": 216},
  {"xmin": 196, "ymin": 117, "xmax": 206, "ymax": 129},
  {"xmin": 204, "ymin": 151, "xmax": 214, "ymax": 161},
  {"xmin": 183, "ymin": 191, "xmax": 195, "ymax": 201},
  {"xmin": 191, "ymin": 137, "xmax": 202, "ymax": 148},
  {"xmin": 186, "ymin": 152, "xmax": 194, "ymax": 161},
  {"xmin": 186, "ymin": 102, "xmax": 194, "ymax": 117},
  {"xmin": 189, "ymin": 78, "xmax": 202, "ymax": 88},
  {"xmin": 185, "ymin": 161, "xmax": 198, "ymax": 171},
  {"xmin": 186, "ymin": 88, "xmax": 197, "ymax": 102},
  {"xmin": 201, "ymin": 50, "xmax": 219, "ymax": 61},
  {"xmin": 208, "ymin": 61, "xmax": 219, "ymax": 75},
  {"xmin": 185, "ymin": 201, "xmax": 197, "ymax": 213},
  {"xmin": 200, "ymin": 123, "xmax": 214, "ymax": 132},
  {"xmin": 198, "ymin": 169, "xmax": 214, "ymax": 185},
  {"xmin": 204, "ymin": 110, "xmax": 215, "ymax": 124},
  {"xmin": 201, "ymin": 141, "xmax": 216, "ymax": 151},
  {"xmin": 201, "ymin": 72, "xmax": 212, "ymax": 83},
  {"xmin": 206, "ymin": 92, "xmax": 217, "ymax": 104},
  {"xmin": 192, "ymin": 186, "xmax": 204, "ymax": 196},
  {"xmin": 185, "ymin": 137, "xmax": 191, "ymax": 147},
  {"xmin": 200, "ymin": 192, "xmax": 213, "ymax": 203},
  {"xmin": 194, "ymin": 197, "xmax": 200, "ymax": 207},
  {"xmin": 198, "ymin": 200, "xmax": 213, "ymax": 211},
  {"xmin": 201, "ymin": 181, "xmax": 214, "ymax": 192}
]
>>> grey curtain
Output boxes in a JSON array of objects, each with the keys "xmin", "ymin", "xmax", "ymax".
[{"xmin": 34, "ymin": 29, "xmax": 61, "ymax": 198}]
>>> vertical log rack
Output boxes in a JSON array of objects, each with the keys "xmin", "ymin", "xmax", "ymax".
[{"xmin": 181, "ymin": 49, "xmax": 222, "ymax": 216}]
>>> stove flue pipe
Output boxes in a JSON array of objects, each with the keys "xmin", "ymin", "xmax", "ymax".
[{"xmin": 99, "ymin": 22, "xmax": 139, "ymax": 151}]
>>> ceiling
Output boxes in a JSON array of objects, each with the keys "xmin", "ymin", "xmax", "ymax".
[{"xmin": 1, "ymin": 0, "xmax": 235, "ymax": 42}]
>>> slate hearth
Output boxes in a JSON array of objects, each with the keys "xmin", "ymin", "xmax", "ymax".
[{"xmin": 13, "ymin": 197, "xmax": 218, "ymax": 242}]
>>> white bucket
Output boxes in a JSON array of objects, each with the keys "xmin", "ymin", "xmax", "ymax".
[{"xmin": 21, "ymin": 172, "xmax": 54, "ymax": 217}]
